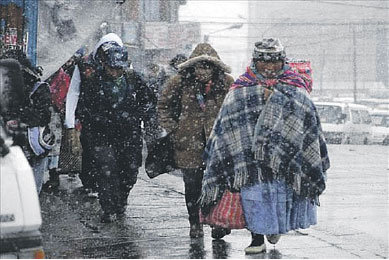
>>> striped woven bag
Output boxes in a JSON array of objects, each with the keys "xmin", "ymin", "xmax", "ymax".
[{"xmin": 200, "ymin": 190, "xmax": 246, "ymax": 229}]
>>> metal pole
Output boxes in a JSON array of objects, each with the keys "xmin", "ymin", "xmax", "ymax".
[
  {"xmin": 352, "ymin": 25, "xmax": 357, "ymax": 103},
  {"xmin": 320, "ymin": 48, "xmax": 325, "ymax": 95}
]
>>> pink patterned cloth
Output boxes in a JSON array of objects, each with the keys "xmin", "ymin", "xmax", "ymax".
[
  {"xmin": 230, "ymin": 60, "xmax": 313, "ymax": 93},
  {"xmin": 49, "ymin": 68, "xmax": 71, "ymax": 112}
]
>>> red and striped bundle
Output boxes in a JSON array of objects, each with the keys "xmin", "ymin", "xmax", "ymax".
[{"xmin": 200, "ymin": 190, "xmax": 246, "ymax": 229}]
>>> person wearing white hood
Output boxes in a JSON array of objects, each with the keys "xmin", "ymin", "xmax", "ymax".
[
  {"xmin": 64, "ymin": 33, "xmax": 123, "ymax": 197},
  {"xmin": 64, "ymin": 33, "xmax": 156, "ymax": 222}
]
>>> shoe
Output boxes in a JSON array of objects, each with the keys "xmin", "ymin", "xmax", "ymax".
[
  {"xmin": 116, "ymin": 212, "xmax": 126, "ymax": 219},
  {"xmin": 189, "ymin": 224, "xmax": 204, "ymax": 238},
  {"xmin": 211, "ymin": 227, "xmax": 231, "ymax": 239},
  {"xmin": 244, "ymin": 243, "xmax": 266, "ymax": 254},
  {"xmin": 41, "ymin": 179, "xmax": 59, "ymax": 193},
  {"xmin": 116, "ymin": 207, "xmax": 126, "ymax": 219},
  {"xmin": 87, "ymin": 191, "xmax": 98, "ymax": 198},
  {"xmin": 266, "ymin": 234, "xmax": 281, "ymax": 244},
  {"xmin": 100, "ymin": 213, "xmax": 116, "ymax": 223}
]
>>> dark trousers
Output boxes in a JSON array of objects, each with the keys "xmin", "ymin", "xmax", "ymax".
[
  {"xmin": 91, "ymin": 144, "xmax": 139, "ymax": 214},
  {"xmin": 79, "ymin": 132, "xmax": 97, "ymax": 191},
  {"xmin": 182, "ymin": 168, "xmax": 204, "ymax": 225}
]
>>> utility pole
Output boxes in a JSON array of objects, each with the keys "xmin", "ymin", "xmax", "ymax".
[
  {"xmin": 351, "ymin": 25, "xmax": 358, "ymax": 103},
  {"xmin": 319, "ymin": 48, "xmax": 326, "ymax": 95}
]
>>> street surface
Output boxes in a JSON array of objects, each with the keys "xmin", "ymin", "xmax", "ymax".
[{"xmin": 39, "ymin": 144, "xmax": 388, "ymax": 258}]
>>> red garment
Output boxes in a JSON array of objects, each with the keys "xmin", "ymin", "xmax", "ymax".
[
  {"xmin": 49, "ymin": 68, "xmax": 71, "ymax": 113},
  {"xmin": 287, "ymin": 60, "xmax": 313, "ymax": 93},
  {"xmin": 204, "ymin": 80, "xmax": 212, "ymax": 95},
  {"xmin": 200, "ymin": 190, "xmax": 246, "ymax": 229}
]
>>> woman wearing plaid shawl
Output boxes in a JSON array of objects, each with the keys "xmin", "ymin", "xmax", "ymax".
[{"xmin": 200, "ymin": 38, "xmax": 330, "ymax": 254}]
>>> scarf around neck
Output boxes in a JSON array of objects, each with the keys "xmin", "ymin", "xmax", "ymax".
[{"xmin": 230, "ymin": 62, "xmax": 312, "ymax": 93}]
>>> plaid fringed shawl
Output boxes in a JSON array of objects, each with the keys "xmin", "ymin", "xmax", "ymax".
[{"xmin": 200, "ymin": 67, "xmax": 330, "ymax": 212}]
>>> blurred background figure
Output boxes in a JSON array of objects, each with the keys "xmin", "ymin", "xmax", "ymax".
[{"xmin": 1, "ymin": 50, "xmax": 55, "ymax": 194}]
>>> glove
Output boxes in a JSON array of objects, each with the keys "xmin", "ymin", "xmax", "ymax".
[
  {"xmin": 66, "ymin": 128, "xmax": 81, "ymax": 155},
  {"xmin": 157, "ymin": 127, "xmax": 168, "ymax": 139}
]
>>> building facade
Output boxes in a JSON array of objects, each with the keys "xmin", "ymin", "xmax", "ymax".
[
  {"xmin": 0, "ymin": 0, "xmax": 38, "ymax": 65},
  {"xmin": 36, "ymin": 0, "xmax": 200, "ymax": 77},
  {"xmin": 247, "ymin": 1, "xmax": 389, "ymax": 100}
]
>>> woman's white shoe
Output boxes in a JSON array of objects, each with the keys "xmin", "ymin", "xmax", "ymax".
[{"xmin": 244, "ymin": 243, "xmax": 266, "ymax": 254}]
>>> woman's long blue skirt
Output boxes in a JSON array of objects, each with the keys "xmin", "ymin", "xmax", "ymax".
[{"xmin": 241, "ymin": 180, "xmax": 317, "ymax": 235}]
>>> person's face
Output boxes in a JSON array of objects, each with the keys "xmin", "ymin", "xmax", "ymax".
[
  {"xmin": 147, "ymin": 65, "xmax": 159, "ymax": 78},
  {"xmin": 194, "ymin": 62, "xmax": 214, "ymax": 83},
  {"xmin": 104, "ymin": 64, "xmax": 124, "ymax": 79},
  {"xmin": 255, "ymin": 60, "xmax": 283, "ymax": 78}
]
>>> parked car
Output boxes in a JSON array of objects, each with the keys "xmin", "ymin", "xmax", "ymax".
[
  {"xmin": 370, "ymin": 109, "xmax": 389, "ymax": 145},
  {"xmin": 315, "ymin": 102, "xmax": 372, "ymax": 144},
  {"xmin": 0, "ymin": 121, "xmax": 45, "ymax": 258}
]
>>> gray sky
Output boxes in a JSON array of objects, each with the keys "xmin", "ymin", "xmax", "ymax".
[{"xmin": 180, "ymin": 1, "xmax": 249, "ymax": 77}]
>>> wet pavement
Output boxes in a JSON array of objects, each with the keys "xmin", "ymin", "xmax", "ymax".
[{"xmin": 39, "ymin": 144, "xmax": 388, "ymax": 258}]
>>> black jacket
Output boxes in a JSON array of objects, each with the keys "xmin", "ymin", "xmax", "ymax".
[{"xmin": 77, "ymin": 68, "xmax": 156, "ymax": 164}]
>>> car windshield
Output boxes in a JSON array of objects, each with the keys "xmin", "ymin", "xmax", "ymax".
[
  {"xmin": 316, "ymin": 105, "xmax": 344, "ymax": 124},
  {"xmin": 360, "ymin": 110, "xmax": 372, "ymax": 124},
  {"xmin": 371, "ymin": 115, "xmax": 389, "ymax": 127}
]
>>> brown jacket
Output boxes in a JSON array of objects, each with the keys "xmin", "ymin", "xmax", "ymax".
[{"xmin": 158, "ymin": 43, "xmax": 234, "ymax": 169}]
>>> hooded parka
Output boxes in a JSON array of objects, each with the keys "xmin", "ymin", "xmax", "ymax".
[
  {"xmin": 65, "ymin": 34, "xmax": 156, "ymax": 217},
  {"xmin": 158, "ymin": 43, "xmax": 234, "ymax": 169}
]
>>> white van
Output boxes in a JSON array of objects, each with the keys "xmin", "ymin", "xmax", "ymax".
[
  {"xmin": 370, "ymin": 109, "xmax": 389, "ymax": 145},
  {"xmin": 0, "ymin": 125, "xmax": 45, "ymax": 258},
  {"xmin": 315, "ymin": 102, "xmax": 372, "ymax": 144}
]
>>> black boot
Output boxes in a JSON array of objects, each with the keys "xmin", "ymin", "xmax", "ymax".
[
  {"xmin": 100, "ymin": 212, "xmax": 116, "ymax": 223},
  {"xmin": 115, "ymin": 207, "xmax": 126, "ymax": 219},
  {"xmin": 42, "ymin": 169, "xmax": 60, "ymax": 193},
  {"xmin": 211, "ymin": 226, "xmax": 231, "ymax": 239}
]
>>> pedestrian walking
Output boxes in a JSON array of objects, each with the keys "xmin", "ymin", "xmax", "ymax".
[
  {"xmin": 165, "ymin": 54, "xmax": 187, "ymax": 80},
  {"xmin": 65, "ymin": 33, "xmax": 157, "ymax": 223},
  {"xmin": 42, "ymin": 48, "xmax": 86, "ymax": 193},
  {"xmin": 0, "ymin": 51, "xmax": 55, "ymax": 194},
  {"xmin": 199, "ymin": 38, "xmax": 330, "ymax": 254},
  {"xmin": 65, "ymin": 34, "xmax": 124, "ymax": 197},
  {"xmin": 145, "ymin": 63, "xmax": 167, "ymax": 95},
  {"xmin": 144, "ymin": 54, "xmax": 187, "ymax": 178},
  {"xmin": 143, "ymin": 62, "xmax": 168, "ymax": 145},
  {"xmin": 158, "ymin": 43, "xmax": 234, "ymax": 238}
]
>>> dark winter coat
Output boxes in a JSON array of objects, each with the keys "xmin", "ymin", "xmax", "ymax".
[
  {"xmin": 0, "ymin": 58, "xmax": 52, "ymax": 159},
  {"xmin": 157, "ymin": 43, "xmax": 234, "ymax": 169},
  {"xmin": 77, "ymin": 68, "xmax": 155, "ymax": 168}
]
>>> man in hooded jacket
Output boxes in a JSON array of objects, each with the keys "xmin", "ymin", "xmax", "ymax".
[
  {"xmin": 65, "ymin": 33, "xmax": 124, "ymax": 196},
  {"xmin": 65, "ymin": 33, "xmax": 156, "ymax": 222},
  {"xmin": 158, "ymin": 43, "xmax": 234, "ymax": 238}
]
